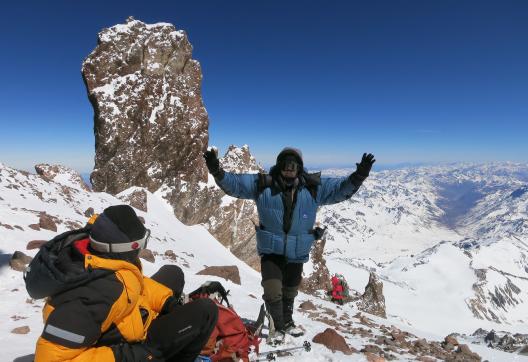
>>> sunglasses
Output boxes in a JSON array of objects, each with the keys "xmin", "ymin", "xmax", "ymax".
[{"xmin": 136, "ymin": 228, "xmax": 151, "ymax": 250}]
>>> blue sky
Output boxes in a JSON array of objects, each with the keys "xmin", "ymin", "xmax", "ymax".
[{"xmin": 0, "ymin": 1, "xmax": 527, "ymax": 172}]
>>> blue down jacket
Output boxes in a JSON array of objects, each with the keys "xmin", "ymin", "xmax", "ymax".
[{"xmin": 216, "ymin": 173, "xmax": 361, "ymax": 263}]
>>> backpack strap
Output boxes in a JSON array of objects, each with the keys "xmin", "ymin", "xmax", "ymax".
[
  {"xmin": 257, "ymin": 173, "xmax": 273, "ymax": 194},
  {"xmin": 257, "ymin": 171, "xmax": 321, "ymax": 200},
  {"xmin": 300, "ymin": 171, "xmax": 321, "ymax": 199}
]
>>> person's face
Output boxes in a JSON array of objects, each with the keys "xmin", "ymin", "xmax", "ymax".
[{"xmin": 280, "ymin": 157, "xmax": 299, "ymax": 178}]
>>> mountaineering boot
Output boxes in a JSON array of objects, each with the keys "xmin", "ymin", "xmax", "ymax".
[
  {"xmin": 265, "ymin": 300, "xmax": 285, "ymax": 345},
  {"xmin": 283, "ymin": 298, "xmax": 304, "ymax": 337},
  {"xmin": 284, "ymin": 320, "xmax": 304, "ymax": 337}
]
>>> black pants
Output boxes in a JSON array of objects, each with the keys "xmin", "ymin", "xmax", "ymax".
[
  {"xmin": 261, "ymin": 254, "xmax": 303, "ymax": 302},
  {"xmin": 261, "ymin": 254, "xmax": 303, "ymax": 330},
  {"xmin": 146, "ymin": 265, "xmax": 218, "ymax": 362}
]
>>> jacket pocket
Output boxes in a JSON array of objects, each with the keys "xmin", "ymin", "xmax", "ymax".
[
  {"xmin": 256, "ymin": 229, "xmax": 275, "ymax": 254},
  {"xmin": 295, "ymin": 234, "xmax": 314, "ymax": 260}
]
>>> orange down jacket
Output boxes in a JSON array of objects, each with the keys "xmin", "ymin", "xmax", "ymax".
[{"xmin": 34, "ymin": 238, "xmax": 172, "ymax": 362}]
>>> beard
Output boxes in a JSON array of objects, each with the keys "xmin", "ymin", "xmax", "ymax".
[{"xmin": 280, "ymin": 169, "xmax": 298, "ymax": 186}]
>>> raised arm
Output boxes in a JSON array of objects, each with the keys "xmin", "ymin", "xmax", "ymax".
[
  {"xmin": 203, "ymin": 148, "xmax": 259, "ymax": 200},
  {"xmin": 317, "ymin": 153, "xmax": 375, "ymax": 205}
]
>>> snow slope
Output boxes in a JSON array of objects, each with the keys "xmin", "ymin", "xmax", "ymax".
[
  {"xmin": 316, "ymin": 163, "xmax": 528, "ymax": 347},
  {"xmin": 1, "ymin": 162, "xmax": 526, "ymax": 361}
]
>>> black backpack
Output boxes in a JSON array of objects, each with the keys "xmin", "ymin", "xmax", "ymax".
[{"xmin": 24, "ymin": 227, "xmax": 111, "ymax": 299}]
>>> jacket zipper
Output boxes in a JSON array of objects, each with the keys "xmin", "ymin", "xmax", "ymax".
[{"xmin": 283, "ymin": 190, "xmax": 295, "ymax": 256}]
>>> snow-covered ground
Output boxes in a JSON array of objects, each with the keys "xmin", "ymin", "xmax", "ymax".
[{"xmin": 1, "ymin": 162, "xmax": 528, "ymax": 361}]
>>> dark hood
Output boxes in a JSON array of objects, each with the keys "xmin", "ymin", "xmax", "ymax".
[{"xmin": 24, "ymin": 228, "xmax": 111, "ymax": 299}]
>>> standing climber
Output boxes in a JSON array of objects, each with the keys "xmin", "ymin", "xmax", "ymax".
[{"xmin": 204, "ymin": 147, "xmax": 375, "ymax": 342}]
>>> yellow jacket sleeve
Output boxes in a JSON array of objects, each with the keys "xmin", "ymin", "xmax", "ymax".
[
  {"xmin": 35, "ymin": 337, "xmax": 114, "ymax": 362},
  {"xmin": 143, "ymin": 277, "xmax": 173, "ymax": 313}
]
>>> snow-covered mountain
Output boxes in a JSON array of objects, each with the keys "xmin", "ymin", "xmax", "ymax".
[
  {"xmin": 316, "ymin": 163, "xmax": 528, "ymax": 343},
  {"xmin": 1, "ymin": 161, "xmax": 527, "ymax": 361}
]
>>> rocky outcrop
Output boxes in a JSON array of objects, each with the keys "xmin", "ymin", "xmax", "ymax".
[
  {"xmin": 471, "ymin": 328, "xmax": 528, "ymax": 354},
  {"xmin": 35, "ymin": 164, "xmax": 90, "ymax": 191},
  {"xmin": 357, "ymin": 272, "xmax": 386, "ymax": 318},
  {"xmin": 83, "ymin": 19, "xmax": 262, "ymax": 268},
  {"xmin": 117, "ymin": 187, "xmax": 148, "ymax": 212},
  {"xmin": 196, "ymin": 265, "xmax": 241, "ymax": 285},
  {"xmin": 467, "ymin": 267, "xmax": 523, "ymax": 323},
  {"xmin": 300, "ymin": 235, "xmax": 331, "ymax": 294},
  {"xmin": 299, "ymin": 302, "xmax": 481, "ymax": 361},
  {"xmin": 165, "ymin": 145, "xmax": 262, "ymax": 269},
  {"xmin": 83, "ymin": 17, "xmax": 208, "ymax": 196}
]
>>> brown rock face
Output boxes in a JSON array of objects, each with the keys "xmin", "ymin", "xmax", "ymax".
[
  {"xmin": 117, "ymin": 188, "xmax": 148, "ymax": 212},
  {"xmin": 312, "ymin": 328, "xmax": 355, "ymax": 355},
  {"xmin": 357, "ymin": 272, "xmax": 386, "ymax": 318},
  {"xmin": 83, "ymin": 17, "xmax": 208, "ymax": 196},
  {"xmin": 83, "ymin": 19, "xmax": 262, "ymax": 268},
  {"xmin": 300, "ymin": 236, "xmax": 331, "ymax": 294},
  {"xmin": 196, "ymin": 265, "xmax": 241, "ymax": 285},
  {"xmin": 165, "ymin": 144, "xmax": 262, "ymax": 269}
]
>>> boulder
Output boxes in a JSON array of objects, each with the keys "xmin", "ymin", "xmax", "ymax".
[
  {"xmin": 139, "ymin": 249, "xmax": 155, "ymax": 263},
  {"xmin": 9, "ymin": 251, "xmax": 32, "ymax": 272},
  {"xmin": 26, "ymin": 240, "xmax": 47, "ymax": 250},
  {"xmin": 11, "ymin": 326, "xmax": 30, "ymax": 334},
  {"xmin": 312, "ymin": 328, "xmax": 355, "ymax": 355},
  {"xmin": 196, "ymin": 265, "xmax": 241, "ymax": 285},
  {"xmin": 39, "ymin": 212, "xmax": 57, "ymax": 232}
]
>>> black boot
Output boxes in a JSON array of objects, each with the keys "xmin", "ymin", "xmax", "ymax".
[
  {"xmin": 283, "ymin": 298, "xmax": 294, "ymax": 326},
  {"xmin": 266, "ymin": 300, "xmax": 284, "ymax": 331},
  {"xmin": 283, "ymin": 298, "xmax": 304, "ymax": 337},
  {"xmin": 265, "ymin": 300, "xmax": 285, "ymax": 345}
]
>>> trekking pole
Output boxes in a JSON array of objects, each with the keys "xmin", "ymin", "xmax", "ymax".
[{"xmin": 255, "ymin": 341, "xmax": 311, "ymax": 361}]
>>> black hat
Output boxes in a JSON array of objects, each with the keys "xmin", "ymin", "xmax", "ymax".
[
  {"xmin": 276, "ymin": 147, "xmax": 303, "ymax": 169},
  {"xmin": 89, "ymin": 205, "xmax": 148, "ymax": 253}
]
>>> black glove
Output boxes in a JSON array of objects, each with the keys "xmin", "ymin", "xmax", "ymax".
[
  {"xmin": 159, "ymin": 295, "xmax": 185, "ymax": 315},
  {"xmin": 351, "ymin": 153, "xmax": 375, "ymax": 184},
  {"xmin": 203, "ymin": 148, "xmax": 224, "ymax": 179},
  {"xmin": 111, "ymin": 342, "xmax": 164, "ymax": 361},
  {"xmin": 190, "ymin": 281, "xmax": 230, "ymax": 306}
]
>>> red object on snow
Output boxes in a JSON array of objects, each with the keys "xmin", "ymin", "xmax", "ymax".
[{"xmin": 331, "ymin": 275, "xmax": 344, "ymax": 300}]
